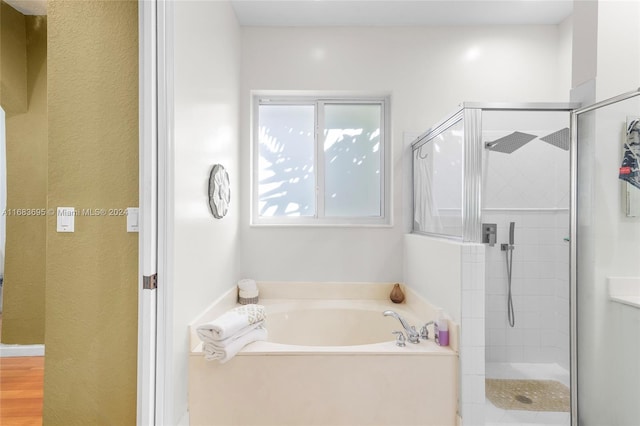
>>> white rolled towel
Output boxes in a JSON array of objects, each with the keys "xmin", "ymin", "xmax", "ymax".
[
  {"xmin": 239, "ymin": 288, "xmax": 259, "ymax": 299},
  {"xmin": 196, "ymin": 304, "xmax": 266, "ymax": 342},
  {"xmin": 237, "ymin": 279, "xmax": 257, "ymax": 291},
  {"xmin": 203, "ymin": 326, "xmax": 268, "ymax": 363}
]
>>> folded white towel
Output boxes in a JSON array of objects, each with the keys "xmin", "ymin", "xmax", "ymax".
[
  {"xmin": 207, "ymin": 320, "xmax": 264, "ymax": 348},
  {"xmin": 196, "ymin": 304, "xmax": 266, "ymax": 341},
  {"xmin": 203, "ymin": 327, "xmax": 267, "ymax": 363},
  {"xmin": 239, "ymin": 288, "xmax": 259, "ymax": 299},
  {"xmin": 237, "ymin": 278, "xmax": 257, "ymax": 291}
]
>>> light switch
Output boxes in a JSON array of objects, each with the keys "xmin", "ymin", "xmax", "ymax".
[
  {"xmin": 127, "ymin": 207, "xmax": 139, "ymax": 232},
  {"xmin": 57, "ymin": 207, "xmax": 75, "ymax": 232}
]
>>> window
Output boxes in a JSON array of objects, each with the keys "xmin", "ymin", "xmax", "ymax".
[{"xmin": 252, "ymin": 95, "xmax": 390, "ymax": 225}]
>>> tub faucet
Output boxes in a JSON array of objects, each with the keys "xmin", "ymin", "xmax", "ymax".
[{"xmin": 383, "ymin": 310, "xmax": 420, "ymax": 343}]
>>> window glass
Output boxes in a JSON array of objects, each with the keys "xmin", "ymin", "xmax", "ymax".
[
  {"xmin": 254, "ymin": 97, "xmax": 388, "ymax": 225},
  {"xmin": 257, "ymin": 104, "xmax": 315, "ymax": 217},
  {"xmin": 323, "ymin": 104, "xmax": 382, "ymax": 217}
]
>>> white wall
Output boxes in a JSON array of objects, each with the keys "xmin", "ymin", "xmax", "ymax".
[
  {"xmin": 571, "ymin": 1, "xmax": 598, "ymax": 91},
  {"xmin": 240, "ymin": 25, "xmax": 571, "ymax": 282},
  {"xmin": 572, "ymin": 0, "xmax": 640, "ymax": 100},
  {"xmin": 404, "ymin": 234, "xmax": 461, "ymax": 321},
  {"xmin": 171, "ymin": 1, "xmax": 241, "ymax": 423},
  {"xmin": 557, "ymin": 15, "xmax": 574, "ymax": 103},
  {"xmin": 594, "ymin": 1, "xmax": 640, "ymax": 100}
]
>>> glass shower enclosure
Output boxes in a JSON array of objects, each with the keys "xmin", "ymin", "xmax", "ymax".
[
  {"xmin": 571, "ymin": 89, "xmax": 640, "ymax": 426},
  {"xmin": 412, "ymin": 102, "xmax": 577, "ymax": 425}
]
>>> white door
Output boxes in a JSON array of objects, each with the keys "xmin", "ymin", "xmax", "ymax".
[
  {"xmin": 137, "ymin": 0, "xmax": 158, "ymax": 424},
  {"xmin": 138, "ymin": 1, "xmax": 176, "ymax": 423}
]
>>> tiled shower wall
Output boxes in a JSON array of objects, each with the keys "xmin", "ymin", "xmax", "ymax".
[
  {"xmin": 483, "ymin": 210, "xmax": 570, "ymax": 369},
  {"xmin": 482, "ymin": 116, "xmax": 571, "ymax": 370},
  {"xmin": 461, "ymin": 244, "xmax": 486, "ymax": 426}
]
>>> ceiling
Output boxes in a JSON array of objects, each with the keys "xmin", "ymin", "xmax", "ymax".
[{"xmin": 2, "ymin": 0, "xmax": 573, "ymax": 26}]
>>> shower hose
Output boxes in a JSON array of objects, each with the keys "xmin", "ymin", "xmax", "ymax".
[{"xmin": 506, "ymin": 245, "xmax": 515, "ymax": 327}]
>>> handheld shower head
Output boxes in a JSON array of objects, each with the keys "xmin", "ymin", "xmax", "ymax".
[{"xmin": 509, "ymin": 222, "xmax": 515, "ymax": 246}]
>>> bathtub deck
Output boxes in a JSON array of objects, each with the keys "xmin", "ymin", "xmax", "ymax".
[{"xmin": 192, "ymin": 338, "xmax": 453, "ymax": 356}]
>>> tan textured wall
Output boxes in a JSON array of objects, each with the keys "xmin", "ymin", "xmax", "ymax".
[
  {"xmin": 0, "ymin": 14, "xmax": 47, "ymax": 344},
  {"xmin": 44, "ymin": 1, "xmax": 138, "ymax": 424},
  {"xmin": 0, "ymin": 0, "xmax": 28, "ymax": 113}
]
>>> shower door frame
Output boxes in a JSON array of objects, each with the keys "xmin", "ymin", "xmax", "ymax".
[
  {"xmin": 411, "ymin": 102, "xmax": 579, "ymax": 244},
  {"xmin": 569, "ymin": 88, "xmax": 640, "ymax": 426},
  {"xmin": 473, "ymin": 103, "xmax": 578, "ymax": 426}
]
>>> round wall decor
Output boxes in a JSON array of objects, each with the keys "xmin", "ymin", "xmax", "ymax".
[{"xmin": 208, "ymin": 164, "xmax": 230, "ymax": 219}]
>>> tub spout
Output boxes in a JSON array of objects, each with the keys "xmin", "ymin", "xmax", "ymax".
[{"xmin": 383, "ymin": 310, "xmax": 420, "ymax": 343}]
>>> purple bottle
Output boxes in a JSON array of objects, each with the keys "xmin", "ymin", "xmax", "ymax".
[{"xmin": 435, "ymin": 309, "xmax": 449, "ymax": 347}]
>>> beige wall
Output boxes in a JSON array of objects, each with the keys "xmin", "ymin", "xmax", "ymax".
[
  {"xmin": 0, "ymin": 3, "xmax": 47, "ymax": 344},
  {"xmin": 44, "ymin": 1, "xmax": 138, "ymax": 424},
  {"xmin": 0, "ymin": 0, "xmax": 28, "ymax": 114}
]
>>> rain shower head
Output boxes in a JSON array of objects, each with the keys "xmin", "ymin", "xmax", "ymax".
[
  {"xmin": 540, "ymin": 127, "xmax": 570, "ymax": 151},
  {"xmin": 485, "ymin": 131, "xmax": 537, "ymax": 154}
]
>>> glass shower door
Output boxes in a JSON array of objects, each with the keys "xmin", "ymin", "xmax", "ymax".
[{"xmin": 573, "ymin": 90, "xmax": 640, "ymax": 426}]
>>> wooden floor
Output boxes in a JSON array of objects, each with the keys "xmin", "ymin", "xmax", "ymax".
[{"xmin": 0, "ymin": 356, "xmax": 44, "ymax": 426}]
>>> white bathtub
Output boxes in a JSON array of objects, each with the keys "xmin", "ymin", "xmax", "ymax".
[
  {"xmin": 268, "ymin": 301, "xmax": 420, "ymax": 347},
  {"xmin": 188, "ymin": 283, "xmax": 459, "ymax": 426}
]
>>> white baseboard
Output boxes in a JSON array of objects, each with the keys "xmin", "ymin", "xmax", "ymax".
[{"xmin": 0, "ymin": 344, "xmax": 45, "ymax": 357}]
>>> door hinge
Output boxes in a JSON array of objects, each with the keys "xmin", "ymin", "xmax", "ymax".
[{"xmin": 143, "ymin": 273, "xmax": 157, "ymax": 290}]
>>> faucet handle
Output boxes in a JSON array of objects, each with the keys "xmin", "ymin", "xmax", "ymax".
[
  {"xmin": 407, "ymin": 326, "xmax": 420, "ymax": 344},
  {"xmin": 420, "ymin": 321, "xmax": 435, "ymax": 340},
  {"xmin": 392, "ymin": 331, "xmax": 406, "ymax": 347}
]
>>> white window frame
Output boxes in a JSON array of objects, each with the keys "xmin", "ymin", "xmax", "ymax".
[{"xmin": 251, "ymin": 94, "xmax": 391, "ymax": 226}]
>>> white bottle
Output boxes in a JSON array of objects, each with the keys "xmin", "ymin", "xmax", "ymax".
[{"xmin": 435, "ymin": 309, "xmax": 449, "ymax": 347}]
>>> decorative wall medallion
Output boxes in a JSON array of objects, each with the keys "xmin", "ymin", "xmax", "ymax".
[{"xmin": 208, "ymin": 164, "xmax": 230, "ymax": 219}]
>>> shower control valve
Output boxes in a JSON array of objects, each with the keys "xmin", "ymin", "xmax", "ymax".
[{"xmin": 482, "ymin": 223, "xmax": 497, "ymax": 246}]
